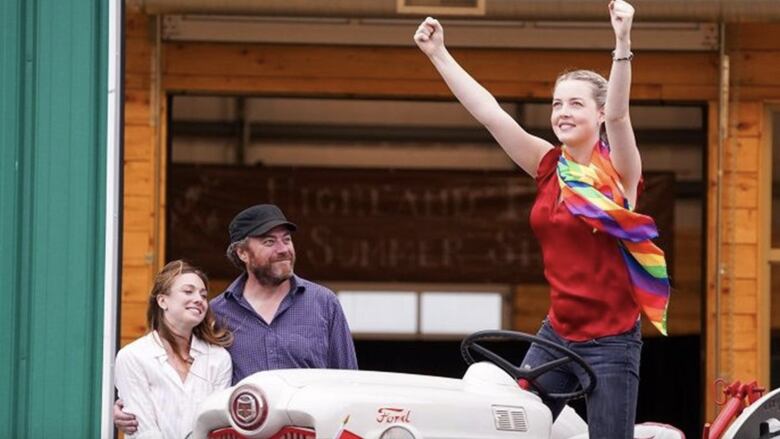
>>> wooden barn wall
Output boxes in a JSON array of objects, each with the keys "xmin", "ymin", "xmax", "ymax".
[
  {"xmin": 122, "ymin": 13, "xmax": 159, "ymax": 346},
  {"xmin": 121, "ymin": 10, "xmax": 717, "ymax": 345},
  {"xmin": 122, "ymin": 11, "xmax": 779, "ymax": 417},
  {"xmin": 703, "ymin": 23, "xmax": 780, "ymax": 417}
]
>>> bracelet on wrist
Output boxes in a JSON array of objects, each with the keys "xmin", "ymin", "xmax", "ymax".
[{"xmin": 612, "ymin": 50, "xmax": 633, "ymax": 62}]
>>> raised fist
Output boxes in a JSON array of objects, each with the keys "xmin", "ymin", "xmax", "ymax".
[
  {"xmin": 414, "ymin": 17, "xmax": 445, "ymax": 56},
  {"xmin": 609, "ymin": 0, "xmax": 635, "ymax": 41}
]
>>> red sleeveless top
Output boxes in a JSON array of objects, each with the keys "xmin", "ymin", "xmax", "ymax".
[{"xmin": 529, "ymin": 148, "xmax": 641, "ymax": 341}]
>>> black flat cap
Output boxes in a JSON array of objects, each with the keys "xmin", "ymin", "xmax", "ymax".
[{"xmin": 228, "ymin": 204, "xmax": 297, "ymax": 243}]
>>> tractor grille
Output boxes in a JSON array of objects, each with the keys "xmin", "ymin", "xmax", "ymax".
[
  {"xmin": 492, "ymin": 405, "xmax": 528, "ymax": 432},
  {"xmin": 209, "ymin": 426, "xmax": 316, "ymax": 439},
  {"xmin": 208, "ymin": 428, "xmax": 246, "ymax": 439}
]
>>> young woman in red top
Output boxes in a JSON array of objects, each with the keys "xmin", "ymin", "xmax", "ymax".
[{"xmin": 416, "ymin": 1, "xmax": 665, "ymax": 437}]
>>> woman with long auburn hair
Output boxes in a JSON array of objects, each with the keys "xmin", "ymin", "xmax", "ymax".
[{"xmin": 115, "ymin": 260, "xmax": 233, "ymax": 439}]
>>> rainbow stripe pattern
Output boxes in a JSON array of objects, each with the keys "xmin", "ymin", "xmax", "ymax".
[{"xmin": 556, "ymin": 141, "xmax": 670, "ymax": 335}]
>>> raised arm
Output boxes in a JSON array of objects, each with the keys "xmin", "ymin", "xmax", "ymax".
[
  {"xmin": 604, "ymin": 0, "xmax": 642, "ymax": 205},
  {"xmin": 414, "ymin": 17, "xmax": 553, "ymax": 177}
]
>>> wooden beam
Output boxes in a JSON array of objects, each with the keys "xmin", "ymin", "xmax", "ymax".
[
  {"xmin": 169, "ymin": 120, "xmax": 707, "ymax": 145},
  {"xmin": 162, "ymin": 43, "xmax": 720, "ymax": 101}
]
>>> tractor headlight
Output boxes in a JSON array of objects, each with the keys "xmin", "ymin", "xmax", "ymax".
[{"xmin": 379, "ymin": 425, "xmax": 416, "ymax": 439}]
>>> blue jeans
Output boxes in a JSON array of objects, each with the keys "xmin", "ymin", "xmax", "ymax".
[{"xmin": 521, "ymin": 319, "xmax": 642, "ymax": 439}]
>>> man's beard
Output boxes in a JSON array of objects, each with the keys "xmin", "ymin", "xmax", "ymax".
[{"xmin": 249, "ymin": 255, "xmax": 295, "ymax": 286}]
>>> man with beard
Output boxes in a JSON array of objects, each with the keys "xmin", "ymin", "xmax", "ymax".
[
  {"xmin": 115, "ymin": 204, "xmax": 357, "ymax": 434},
  {"xmin": 215, "ymin": 203, "xmax": 358, "ymax": 383}
]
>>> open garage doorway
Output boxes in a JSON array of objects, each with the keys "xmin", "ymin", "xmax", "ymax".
[{"xmin": 165, "ymin": 95, "xmax": 706, "ymax": 437}]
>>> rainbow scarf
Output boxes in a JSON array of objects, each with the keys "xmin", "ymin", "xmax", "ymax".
[{"xmin": 556, "ymin": 141, "xmax": 670, "ymax": 335}]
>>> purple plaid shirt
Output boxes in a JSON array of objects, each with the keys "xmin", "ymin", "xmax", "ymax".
[{"xmin": 210, "ymin": 274, "xmax": 358, "ymax": 384}]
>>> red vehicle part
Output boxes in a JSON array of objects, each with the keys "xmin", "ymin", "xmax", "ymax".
[
  {"xmin": 208, "ymin": 426, "xmax": 316, "ymax": 439},
  {"xmin": 702, "ymin": 380, "xmax": 765, "ymax": 439}
]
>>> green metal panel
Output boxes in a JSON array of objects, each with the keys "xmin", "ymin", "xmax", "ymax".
[
  {"xmin": 0, "ymin": 0, "xmax": 107, "ymax": 437},
  {"xmin": 0, "ymin": 0, "xmax": 22, "ymax": 436}
]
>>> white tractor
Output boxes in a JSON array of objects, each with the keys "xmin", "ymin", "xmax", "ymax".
[{"xmin": 191, "ymin": 330, "xmax": 777, "ymax": 438}]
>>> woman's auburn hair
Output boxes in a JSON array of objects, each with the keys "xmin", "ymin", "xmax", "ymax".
[{"xmin": 146, "ymin": 260, "xmax": 233, "ymax": 361}]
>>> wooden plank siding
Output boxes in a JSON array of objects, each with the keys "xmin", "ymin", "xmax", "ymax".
[
  {"xmin": 121, "ymin": 13, "xmax": 780, "ymax": 421},
  {"xmin": 161, "ymin": 42, "xmax": 719, "ymax": 101},
  {"xmin": 122, "ymin": 12, "xmax": 158, "ymax": 348},
  {"xmin": 702, "ymin": 23, "xmax": 780, "ymax": 418}
]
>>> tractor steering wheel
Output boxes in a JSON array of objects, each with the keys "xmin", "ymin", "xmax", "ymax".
[{"xmin": 461, "ymin": 330, "xmax": 597, "ymax": 402}]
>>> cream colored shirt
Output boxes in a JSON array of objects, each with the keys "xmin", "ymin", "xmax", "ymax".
[{"xmin": 115, "ymin": 331, "xmax": 232, "ymax": 439}]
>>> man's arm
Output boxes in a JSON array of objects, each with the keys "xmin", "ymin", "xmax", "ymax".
[
  {"xmin": 113, "ymin": 398, "xmax": 138, "ymax": 435},
  {"xmin": 327, "ymin": 295, "xmax": 358, "ymax": 369}
]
